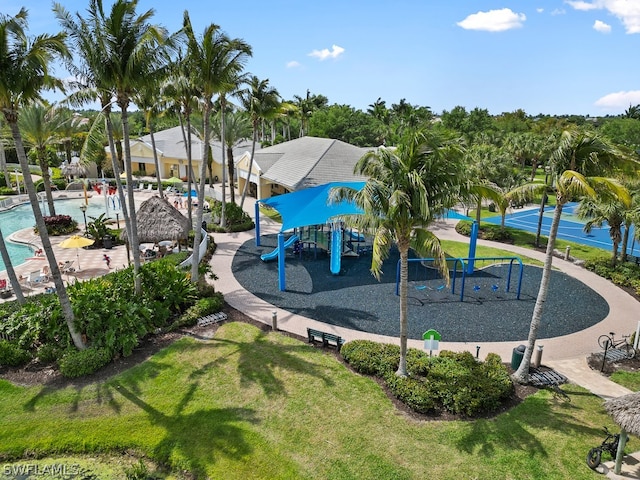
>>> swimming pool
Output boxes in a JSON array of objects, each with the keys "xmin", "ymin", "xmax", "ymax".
[{"xmin": 0, "ymin": 197, "xmax": 111, "ymax": 273}]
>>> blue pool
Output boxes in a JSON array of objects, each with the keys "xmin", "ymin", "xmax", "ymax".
[{"xmin": 0, "ymin": 197, "xmax": 112, "ymax": 272}]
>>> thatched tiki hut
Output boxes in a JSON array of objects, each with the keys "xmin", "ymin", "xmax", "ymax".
[
  {"xmin": 604, "ymin": 392, "xmax": 640, "ymax": 474},
  {"xmin": 121, "ymin": 196, "xmax": 191, "ymax": 260}
]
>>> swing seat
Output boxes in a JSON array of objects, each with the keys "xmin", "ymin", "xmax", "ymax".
[
  {"xmin": 491, "ymin": 284, "xmax": 499, "ymax": 292},
  {"xmin": 415, "ymin": 285, "xmax": 427, "ymax": 291},
  {"xmin": 436, "ymin": 284, "xmax": 446, "ymax": 291},
  {"xmin": 473, "ymin": 285, "xmax": 481, "ymax": 292}
]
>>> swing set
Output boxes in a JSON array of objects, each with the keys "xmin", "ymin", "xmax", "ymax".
[{"xmin": 395, "ymin": 256, "xmax": 524, "ymax": 302}]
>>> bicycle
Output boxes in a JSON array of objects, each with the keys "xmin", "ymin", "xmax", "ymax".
[
  {"xmin": 598, "ymin": 331, "xmax": 636, "ymax": 359},
  {"xmin": 586, "ymin": 426, "xmax": 621, "ymax": 469}
]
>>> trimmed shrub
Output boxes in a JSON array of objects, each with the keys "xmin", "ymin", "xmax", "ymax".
[
  {"xmin": 342, "ymin": 341, "xmax": 514, "ymax": 417},
  {"xmin": 36, "ymin": 343, "xmax": 64, "ymax": 364},
  {"xmin": 35, "ymin": 215, "xmax": 78, "ymax": 236},
  {"xmin": 58, "ymin": 347, "xmax": 111, "ymax": 378},
  {"xmin": 171, "ymin": 293, "xmax": 224, "ymax": 330},
  {"xmin": 0, "ymin": 340, "xmax": 32, "ymax": 367}
]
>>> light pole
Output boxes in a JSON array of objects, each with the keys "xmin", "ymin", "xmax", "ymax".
[{"xmin": 80, "ymin": 204, "xmax": 88, "ymax": 236}]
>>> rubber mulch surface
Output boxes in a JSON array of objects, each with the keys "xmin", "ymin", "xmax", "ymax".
[{"xmin": 232, "ymin": 235, "xmax": 609, "ymax": 343}]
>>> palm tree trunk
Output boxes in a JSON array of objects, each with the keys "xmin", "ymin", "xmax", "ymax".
[
  {"xmin": 186, "ymin": 116, "xmax": 194, "ymax": 226},
  {"xmin": 513, "ymin": 201, "xmax": 564, "ymax": 383},
  {"xmin": 0, "ymin": 141, "xmax": 10, "ymax": 188},
  {"xmin": 38, "ymin": 148, "xmax": 56, "ymax": 216},
  {"xmin": 239, "ymin": 122, "xmax": 258, "ymax": 209},
  {"xmin": 8, "ymin": 121, "xmax": 85, "ymax": 349},
  {"xmin": 149, "ymin": 125, "xmax": 163, "ymax": 198},
  {"xmin": 191, "ymin": 104, "xmax": 210, "ymax": 283},
  {"xmin": 535, "ymin": 192, "xmax": 547, "ymax": 248},
  {"xmin": 103, "ymin": 111, "xmax": 132, "ymax": 260},
  {"xmin": 220, "ymin": 99, "xmax": 227, "ymax": 228},
  {"xmin": 397, "ymin": 246, "xmax": 409, "ymax": 377},
  {"xmin": 119, "ymin": 105, "xmax": 142, "ymax": 295},
  {"xmin": 621, "ymin": 220, "xmax": 631, "ymax": 263},
  {"xmin": 0, "ymin": 229, "xmax": 25, "ymax": 304},
  {"xmin": 227, "ymin": 146, "xmax": 235, "ymax": 204}
]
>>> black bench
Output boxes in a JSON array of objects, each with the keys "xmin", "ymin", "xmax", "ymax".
[
  {"xmin": 627, "ymin": 255, "xmax": 640, "ymax": 266},
  {"xmin": 307, "ymin": 328, "xmax": 345, "ymax": 351}
]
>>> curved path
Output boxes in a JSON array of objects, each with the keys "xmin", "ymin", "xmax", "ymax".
[{"xmin": 211, "ymin": 215, "xmax": 639, "ymax": 370}]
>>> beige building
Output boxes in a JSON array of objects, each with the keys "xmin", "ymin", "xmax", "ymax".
[
  {"xmin": 235, "ymin": 136, "xmax": 369, "ymax": 200},
  {"xmin": 111, "ymin": 126, "xmax": 254, "ymax": 183}
]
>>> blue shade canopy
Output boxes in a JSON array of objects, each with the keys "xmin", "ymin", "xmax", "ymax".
[{"xmin": 260, "ymin": 182, "xmax": 365, "ymax": 231}]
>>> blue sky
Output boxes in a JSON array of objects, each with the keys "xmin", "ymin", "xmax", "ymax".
[{"xmin": 9, "ymin": 0, "xmax": 640, "ymax": 116}]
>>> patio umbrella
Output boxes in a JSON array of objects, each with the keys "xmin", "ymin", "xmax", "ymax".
[
  {"xmin": 166, "ymin": 177, "xmax": 183, "ymax": 185},
  {"xmin": 59, "ymin": 235, "xmax": 95, "ymax": 271}
]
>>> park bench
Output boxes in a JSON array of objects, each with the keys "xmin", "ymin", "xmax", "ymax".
[{"xmin": 307, "ymin": 327, "xmax": 345, "ymax": 351}]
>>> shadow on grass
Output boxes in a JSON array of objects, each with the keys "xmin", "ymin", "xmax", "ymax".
[
  {"xmin": 454, "ymin": 387, "xmax": 604, "ymax": 458},
  {"xmin": 204, "ymin": 327, "xmax": 338, "ymax": 396},
  {"xmin": 112, "ymin": 380, "xmax": 258, "ymax": 477}
]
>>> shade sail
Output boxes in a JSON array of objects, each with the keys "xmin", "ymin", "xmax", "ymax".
[{"xmin": 260, "ymin": 182, "xmax": 365, "ymax": 232}]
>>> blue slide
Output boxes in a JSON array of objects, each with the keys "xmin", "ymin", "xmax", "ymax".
[
  {"xmin": 346, "ymin": 229, "xmax": 365, "ymax": 242},
  {"xmin": 261, "ymin": 235, "xmax": 299, "ymax": 261},
  {"xmin": 330, "ymin": 228, "xmax": 342, "ymax": 274}
]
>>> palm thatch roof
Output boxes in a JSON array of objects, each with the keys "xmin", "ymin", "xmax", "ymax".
[
  {"xmin": 604, "ymin": 392, "xmax": 640, "ymax": 436},
  {"xmin": 121, "ymin": 196, "xmax": 190, "ymax": 243}
]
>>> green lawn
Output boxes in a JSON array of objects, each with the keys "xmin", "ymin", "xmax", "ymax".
[{"xmin": 0, "ymin": 322, "xmax": 625, "ymax": 479}]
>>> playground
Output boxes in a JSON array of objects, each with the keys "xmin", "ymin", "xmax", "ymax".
[{"xmin": 232, "ymin": 233, "xmax": 609, "ymax": 343}]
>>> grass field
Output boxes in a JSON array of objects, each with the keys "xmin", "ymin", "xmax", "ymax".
[{"xmin": 0, "ymin": 322, "xmax": 626, "ymax": 479}]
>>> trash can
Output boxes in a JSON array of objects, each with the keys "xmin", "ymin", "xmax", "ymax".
[
  {"xmin": 102, "ymin": 236, "xmax": 113, "ymax": 249},
  {"xmin": 511, "ymin": 344, "xmax": 526, "ymax": 370}
]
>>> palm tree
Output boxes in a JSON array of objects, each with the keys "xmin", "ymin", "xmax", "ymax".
[
  {"xmin": 183, "ymin": 11, "xmax": 251, "ymax": 282},
  {"xmin": 0, "ymin": 8, "xmax": 85, "ymax": 349},
  {"xmin": 55, "ymin": 1, "xmax": 133, "ymax": 273},
  {"xmin": 0, "ymin": 227, "xmax": 25, "ymax": 304},
  {"xmin": 211, "ymin": 109, "xmax": 252, "ymax": 204},
  {"xmin": 509, "ymin": 129, "xmax": 630, "ymax": 383},
  {"xmin": 238, "ymin": 75, "xmax": 280, "ymax": 209},
  {"xmin": 18, "ymin": 102, "xmax": 66, "ymax": 216},
  {"xmin": 577, "ymin": 190, "xmax": 632, "ymax": 267},
  {"xmin": 333, "ymin": 128, "xmax": 469, "ymax": 376},
  {"xmin": 132, "ymin": 78, "xmax": 165, "ymax": 198},
  {"xmin": 73, "ymin": 0, "xmax": 169, "ymax": 294},
  {"xmin": 161, "ymin": 54, "xmax": 200, "ymax": 225}
]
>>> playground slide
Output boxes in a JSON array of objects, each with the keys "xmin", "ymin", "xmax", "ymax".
[
  {"xmin": 330, "ymin": 228, "xmax": 342, "ymax": 274},
  {"xmin": 260, "ymin": 235, "xmax": 299, "ymax": 261}
]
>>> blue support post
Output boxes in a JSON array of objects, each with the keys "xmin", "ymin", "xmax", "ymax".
[
  {"xmin": 277, "ymin": 232, "xmax": 286, "ymax": 291},
  {"xmin": 467, "ymin": 221, "xmax": 479, "ymax": 274},
  {"xmin": 255, "ymin": 201, "xmax": 261, "ymax": 246}
]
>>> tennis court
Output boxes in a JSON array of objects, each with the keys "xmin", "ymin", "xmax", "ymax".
[{"xmin": 483, "ymin": 202, "xmax": 640, "ymax": 255}]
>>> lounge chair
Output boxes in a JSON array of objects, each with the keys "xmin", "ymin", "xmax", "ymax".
[
  {"xmin": 146, "ymin": 183, "xmax": 154, "ymax": 191},
  {"xmin": 26, "ymin": 270, "xmax": 48, "ymax": 288},
  {"xmin": 59, "ymin": 261, "xmax": 75, "ymax": 274}
]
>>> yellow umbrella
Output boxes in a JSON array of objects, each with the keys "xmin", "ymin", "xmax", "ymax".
[{"xmin": 59, "ymin": 235, "xmax": 95, "ymax": 271}]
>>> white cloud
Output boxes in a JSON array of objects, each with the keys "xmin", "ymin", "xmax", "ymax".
[
  {"xmin": 551, "ymin": 9, "xmax": 566, "ymax": 16},
  {"xmin": 286, "ymin": 61, "xmax": 301, "ymax": 68},
  {"xmin": 566, "ymin": 1, "xmax": 598, "ymax": 11},
  {"xmin": 593, "ymin": 19, "xmax": 612, "ymax": 32},
  {"xmin": 308, "ymin": 44, "xmax": 345, "ymax": 61},
  {"xmin": 537, "ymin": 8, "xmax": 544, "ymax": 14},
  {"xmin": 594, "ymin": 90, "xmax": 640, "ymax": 111},
  {"xmin": 567, "ymin": 0, "xmax": 640, "ymax": 34},
  {"xmin": 457, "ymin": 8, "xmax": 526, "ymax": 32}
]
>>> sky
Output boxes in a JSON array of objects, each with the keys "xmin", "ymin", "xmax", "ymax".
[{"xmin": 6, "ymin": 0, "xmax": 640, "ymax": 117}]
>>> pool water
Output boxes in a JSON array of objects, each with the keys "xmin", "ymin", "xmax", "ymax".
[{"xmin": 0, "ymin": 197, "xmax": 111, "ymax": 272}]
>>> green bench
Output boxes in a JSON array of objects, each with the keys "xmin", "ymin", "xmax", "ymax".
[{"xmin": 307, "ymin": 327, "xmax": 345, "ymax": 351}]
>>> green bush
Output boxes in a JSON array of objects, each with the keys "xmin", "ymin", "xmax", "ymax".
[
  {"xmin": 342, "ymin": 342, "xmax": 514, "ymax": 417},
  {"xmin": 58, "ymin": 347, "xmax": 111, "ymax": 378},
  {"xmin": 454, "ymin": 220, "xmax": 513, "ymax": 243},
  {"xmin": 171, "ymin": 293, "xmax": 224, "ymax": 330},
  {"xmin": 0, "ymin": 340, "xmax": 32, "ymax": 367},
  {"xmin": 341, "ymin": 340, "xmax": 399, "ymax": 376},
  {"xmin": 36, "ymin": 344, "xmax": 64, "ymax": 364},
  {"xmin": 0, "ymin": 186, "xmax": 15, "ymax": 195},
  {"xmin": 210, "ymin": 200, "xmax": 254, "ymax": 232},
  {"xmin": 35, "ymin": 215, "xmax": 78, "ymax": 236}
]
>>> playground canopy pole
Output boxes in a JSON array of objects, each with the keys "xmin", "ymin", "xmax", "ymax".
[
  {"xmin": 467, "ymin": 221, "xmax": 479, "ymax": 274},
  {"xmin": 255, "ymin": 201, "xmax": 261, "ymax": 246},
  {"xmin": 277, "ymin": 233, "xmax": 286, "ymax": 291}
]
